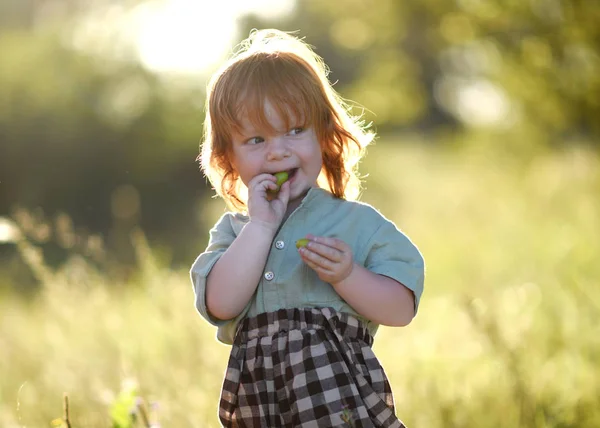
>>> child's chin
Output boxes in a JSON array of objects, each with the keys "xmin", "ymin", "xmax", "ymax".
[{"xmin": 292, "ymin": 185, "xmax": 311, "ymax": 200}]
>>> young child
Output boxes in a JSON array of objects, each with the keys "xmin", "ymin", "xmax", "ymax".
[{"xmin": 191, "ymin": 29, "xmax": 425, "ymax": 428}]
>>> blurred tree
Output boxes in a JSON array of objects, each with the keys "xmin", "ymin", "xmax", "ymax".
[
  {"xmin": 239, "ymin": 0, "xmax": 600, "ymax": 147},
  {"xmin": 0, "ymin": 0, "xmax": 207, "ymax": 275},
  {"xmin": 2, "ymin": 0, "xmax": 599, "ymax": 286}
]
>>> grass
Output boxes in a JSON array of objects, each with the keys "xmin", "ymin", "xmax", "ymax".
[{"xmin": 1, "ymin": 141, "xmax": 599, "ymax": 427}]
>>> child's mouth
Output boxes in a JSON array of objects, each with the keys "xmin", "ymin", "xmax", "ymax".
[
  {"xmin": 287, "ymin": 168, "xmax": 298, "ymax": 182},
  {"xmin": 268, "ymin": 169, "xmax": 298, "ymax": 195}
]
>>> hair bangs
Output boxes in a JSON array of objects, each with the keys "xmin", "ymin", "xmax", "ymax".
[{"xmin": 232, "ymin": 53, "xmax": 326, "ymax": 137}]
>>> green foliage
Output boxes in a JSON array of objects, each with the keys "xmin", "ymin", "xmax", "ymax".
[
  {"xmin": 1, "ymin": 0, "xmax": 599, "ymax": 278},
  {"xmin": 1, "ymin": 1, "xmax": 599, "ymax": 425},
  {"xmin": 110, "ymin": 383, "xmax": 137, "ymax": 428},
  {"xmin": 1, "ymin": 143, "xmax": 599, "ymax": 427},
  {"xmin": 241, "ymin": 0, "xmax": 600, "ymax": 145},
  {"xmin": 0, "ymin": 6, "xmax": 208, "ymax": 268}
]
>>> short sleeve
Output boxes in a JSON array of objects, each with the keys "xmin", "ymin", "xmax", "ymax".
[
  {"xmin": 189, "ymin": 213, "xmax": 237, "ymax": 327},
  {"xmin": 363, "ymin": 219, "xmax": 425, "ymax": 314}
]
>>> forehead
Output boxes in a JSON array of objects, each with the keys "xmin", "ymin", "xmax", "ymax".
[{"xmin": 235, "ymin": 98, "xmax": 304, "ymax": 135}]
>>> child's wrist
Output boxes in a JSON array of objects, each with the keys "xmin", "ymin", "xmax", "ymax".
[
  {"xmin": 247, "ymin": 219, "xmax": 279, "ymax": 236},
  {"xmin": 332, "ymin": 262, "xmax": 356, "ymax": 289}
]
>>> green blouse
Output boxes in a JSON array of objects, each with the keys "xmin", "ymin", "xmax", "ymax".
[{"xmin": 190, "ymin": 187, "xmax": 425, "ymax": 345}]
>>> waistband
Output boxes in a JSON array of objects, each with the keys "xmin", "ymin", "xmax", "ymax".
[{"xmin": 234, "ymin": 307, "xmax": 373, "ymax": 346}]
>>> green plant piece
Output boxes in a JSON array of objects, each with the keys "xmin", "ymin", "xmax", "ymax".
[
  {"xmin": 274, "ymin": 171, "xmax": 289, "ymax": 187},
  {"xmin": 296, "ymin": 238, "xmax": 309, "ymax": 249},
  {"xmin": 110, "ymin": 384, "xmax": 138, "ymax": 428},
  {"xmin": 268, "ymin": 171, "xmax": 289, "ymax": 193}
]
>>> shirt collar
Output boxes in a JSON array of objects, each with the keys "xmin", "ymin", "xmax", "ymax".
[{"xmin": 295, "ymin": 186, "xmax": 337, "ymax": 211}]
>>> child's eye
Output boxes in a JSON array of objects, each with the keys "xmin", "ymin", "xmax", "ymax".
[
  {"xmin": 287, "ymin": 127, "xmax": 304, "ymax": 136},
  {"xmin": 246, "ymin": 136, "xmax": 264, "ymax": 145}
]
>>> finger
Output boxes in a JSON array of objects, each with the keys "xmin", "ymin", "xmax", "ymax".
[
  {"xmin": 304, "ymin": 242, "xmax": 342, "ymax": 263},
  {"xmin": 306, "ymin": 235, "xmax": 349, "ymax": 252},
  {"xmin": 259, "ymin": 180, "xmax": 281, "ymax": 198},
  {"xmin": 299, "ymin": 246, "xmax": 336, "ymax": 271},
  {"xmin": 304, "ymin": 237, "xmax": 348, "ymax": 262},
  {"xmin": 248, "ymin": 174, "xmax": 277, "ymax": 191},
  {"xmin": 265, "ymin": 180, "xmax": 280, "ymax": 192},
  {"xmin": 300, "ymin": 250, "xmax": 332, "ymax": 274},
  {"xmin": 276, "ymin": 180, "xmax": 290, "ymax": 205}
]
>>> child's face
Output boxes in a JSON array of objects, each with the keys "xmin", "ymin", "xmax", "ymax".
[{"xmin": 230, "ymin": 100, "xmax": 323, "ymax": 204}]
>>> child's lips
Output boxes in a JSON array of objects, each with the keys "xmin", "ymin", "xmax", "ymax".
[{"xmin": 287, "ymin": 168, "xmax": 298, "ymax": 183}]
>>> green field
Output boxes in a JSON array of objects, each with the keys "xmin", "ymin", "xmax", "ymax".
[{"xmin": 1, "ymin": 142, "xmax": 599, "ymax": 427}]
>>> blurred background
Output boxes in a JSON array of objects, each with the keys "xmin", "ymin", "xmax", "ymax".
[{"xmin": 1, "ymin": 0, "xmax": 599, "ymax": 427}]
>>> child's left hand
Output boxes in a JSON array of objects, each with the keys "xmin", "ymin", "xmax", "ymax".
[{"xmin": 298, "ymin": 234, "xmax": 354, "ymax": 285}]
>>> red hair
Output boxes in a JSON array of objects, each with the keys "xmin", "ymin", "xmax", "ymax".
[{"xmin": 199, "ymin": 29, "xmax": 374, "ymax": 212}]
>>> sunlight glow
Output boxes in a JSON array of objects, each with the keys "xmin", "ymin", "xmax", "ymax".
[
  {"xmin": 0, "ymin": 217, "xmax": 20, "ymax": 243},
  {"xmin": 132, "ymin": 0, "xmax": 295, "ymax": 74},
  {"xmin": 434, "ymin": 77, "xmax": 512, "ymax": 128}
]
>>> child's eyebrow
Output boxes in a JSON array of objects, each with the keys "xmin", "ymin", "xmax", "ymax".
[
  {"xmin": 232, "ymin": 117, "xmax": 258, "ymax": 136},
  {"xmin": 237, "ymin": 125, "xmax": 257, "ymax": 135},
  {"xmin": 232, "ymin": 129, "xmax": 255, "ymax": 141},
  {"xmin": 236, "ymin": 125, "xmax": 264, "ymax": 138}
]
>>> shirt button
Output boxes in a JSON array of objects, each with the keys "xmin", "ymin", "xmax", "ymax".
[
  {"xmin": 264, "ymin": 271, "xmax": 274, "ymax": 281},
  {"xmin": 275, "ymin": 240, "xmax": 285, "ymax": 249}
]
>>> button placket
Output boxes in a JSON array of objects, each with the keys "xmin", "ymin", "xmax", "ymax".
[{"xmin": 264, "ymin": 239, "xmax": 285, "ymax": 283}]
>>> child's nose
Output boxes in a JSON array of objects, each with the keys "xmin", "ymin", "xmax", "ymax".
[{"xmin": 266, "ymin": 137, "xmax": 290, "ymax": 160}]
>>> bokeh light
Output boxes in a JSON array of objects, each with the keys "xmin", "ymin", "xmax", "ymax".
[{"xmin": 1, "ymin": 0, "xmax": 599, "ymax": 426}]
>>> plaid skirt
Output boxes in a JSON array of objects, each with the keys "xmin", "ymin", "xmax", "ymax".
[{"xmin": 219, "ymin": 307, "xmax": 406, "ymax": 428}]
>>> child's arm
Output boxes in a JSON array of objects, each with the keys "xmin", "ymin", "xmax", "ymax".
[
  {"xmin": 206, "ymin": 175, "xmax": 291, "ymax": 321},
  {"xmin": 332, "ymin": 264, "xmax": 416, "ymax": 326},
  {"xmin": 206, "ymin": 221, "xmax": 276, "ymax": 320},
  {"xmin": 299, "ymin": 229, "xmax": 424, "ymax": 327}
]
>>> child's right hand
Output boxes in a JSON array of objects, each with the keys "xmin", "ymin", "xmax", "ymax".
[{"xmin": 246, "ymin": 173, "xmax": 290, "ymax": 232}]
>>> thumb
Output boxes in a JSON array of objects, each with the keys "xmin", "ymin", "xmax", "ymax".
[{"xmin": 277, "ymin": 181, "xmax": 290, "ymax": 206}]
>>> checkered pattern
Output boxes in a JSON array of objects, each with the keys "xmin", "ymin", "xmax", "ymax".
[{"xmin": 218, "ymin": 307, "xmax": 406, "ymax": 427}]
